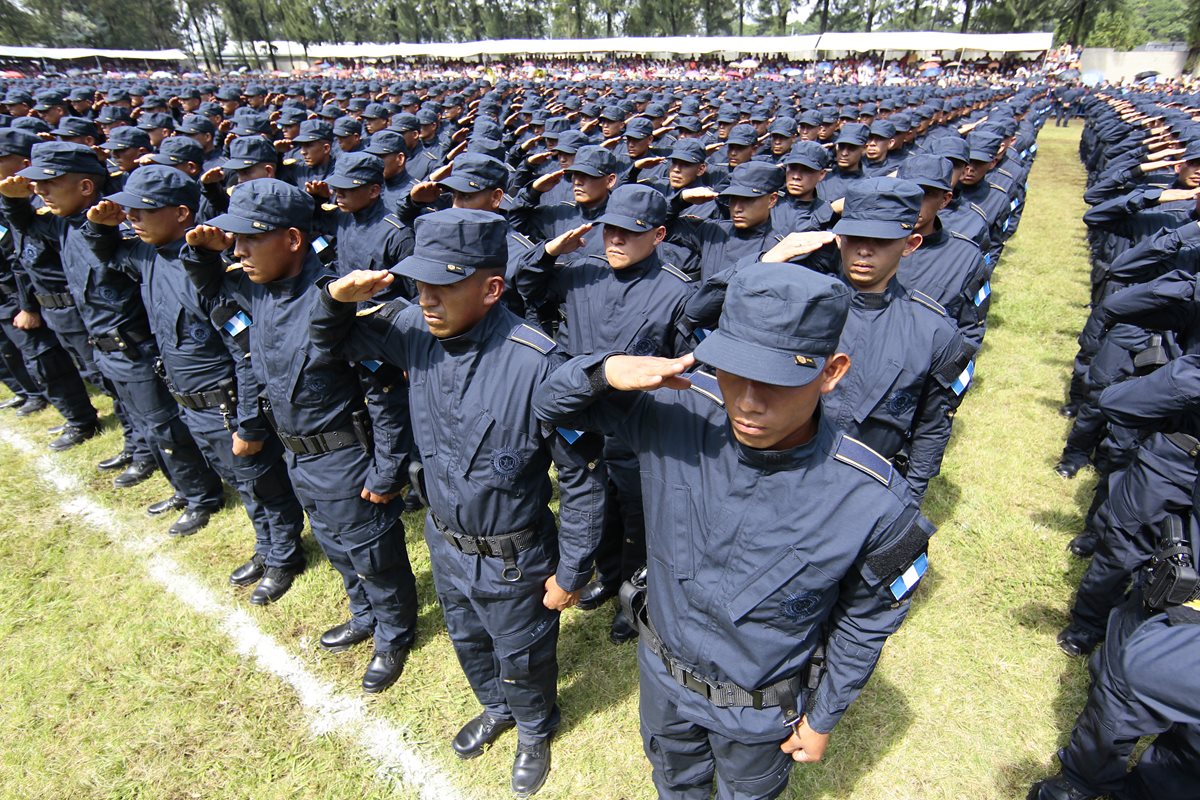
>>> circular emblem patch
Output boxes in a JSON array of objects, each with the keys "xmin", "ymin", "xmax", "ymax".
[
  {"xmin": 96, "ymin": 285, "xmax": 119, "ymax": 302},
  {"xmin": 490, "ymin": 448, "xmax": 524, "ymax": 479},
  {"xmin": 306, "ymin": 373, "xmax": 331, "ymax": 394},
  {"xmin": 187, "ymin": 323, "xmax": 212, "ymax": 343},
  {"xmin": 780, "ymin": 591, "xmax": 820, "ymax": 621},
  {"xmin": 885, "ymin": 390, "xmax": 915, "ymax": 416},
  {"xmin": 629, "ymin": 336, "xmax": 658, "ymax": 356},
  {"xmin": 22, "ymin": 244, "xmax": 37, "ymax": 262}
]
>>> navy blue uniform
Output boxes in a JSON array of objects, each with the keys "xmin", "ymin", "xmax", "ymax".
[
  {"xmin": 309, "ymin": 297, "xmax": 604, "ymax": 743},
  {"xmin": 534, "ymin": 357, "xmax": 932, "ymax": 798}
]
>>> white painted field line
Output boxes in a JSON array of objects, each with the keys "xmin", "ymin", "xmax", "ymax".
[{"xmin": 0, "ymin": 426, "xmax": 471, "ymax": 800}]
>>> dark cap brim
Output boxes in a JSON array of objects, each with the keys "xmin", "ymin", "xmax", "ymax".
[
  {"xmin": 564, "ymin": 165, "xmax": 605, "ymax": 177},
  {"xmin": 720, "ymin": 185, "xmax": 772, "ymax": 198},
  {"xmin": 694, "ymin": 329, "xmax": 825, "ymax": 387},
  {"xmin": 326, "ymin": 175, "xmax": 377, "ymax": 189},
  {"xmin": 439, "ymin": 175, "xmax": 494, "ymax": 193},
  {"xmin": 16, "ymin": 165, "xmax": 63, "ymax": 180},
  {"xmin": 106, "ymin": 190, "xmax": 167, "ymax": 209},
  {"xmin": 596, "ymin": 212, "xmax": 657, "ymax": 232},
  {"xmin": 207, "ymin": 212, "xmax": 279, "ymax": 235},
  {"xmin": 393, "ymin": 253, "xmax": 476, "ymax": 285},
  {"xmin": 831, "ymin": 218, "xmax": 912, "ymax": 239}
]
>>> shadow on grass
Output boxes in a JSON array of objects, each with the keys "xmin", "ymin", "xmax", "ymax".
[{"xmin": 996, "ymin": 660, "xmax": 1090, "ymax": 798}]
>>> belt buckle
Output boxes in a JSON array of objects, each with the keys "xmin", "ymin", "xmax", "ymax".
[
  {"xmin": 681, "ymin": 668, "xmax": 710, "ymax": 698},
  {"xmin": 475, "ymin": 537, "xmax": 495, "ymax": 558}
]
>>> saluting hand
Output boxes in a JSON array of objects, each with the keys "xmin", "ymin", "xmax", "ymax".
[
  {"xmin": 0, "ymin": 175, "xmax": 34, "ymax": 199},
  {"xmin": 635, "ymin": 156, "xmax": 665, "ymax": 170},
  {"xmin": 87, "ymin": 199, "xmax": 125, "ymax": 227},
  {"xmin": 305, "ymin": 180, "xmax": 332, "ymax": 199},
  {"xmin": 200, "ymin": 166, "xmax": 225, "ymax": 185},
  {"xmin": 186, "ymin": 224, "xmax": 234, "ymax": 252},
  {"xmin": 409, "ymin": 180, "xmax": 442, "ymax": 204},
  {"xmin": 763, "ymin": 231, "xmax": 836, "ymax": 263},
  {"xmin": 780, "ymin": 716, "xmax": 830, "ymax": 763},
  {"xmin": 543, "ymin": 575, "xmax": 580, "ymax": 611},
  {"xmin": 429, "ymin": 162, "xmax": 455, "ymax": 182},
  {"xmin": 604, "ymin": 353, "xmax": 696, "ymax": 392},
  {"xmin": 532, "ymin": 168, "xmax": 565, "ymax": 194},
  {"xmin": 328, "ymin": 269, "xmax": 395, "ymax": 303},
  {"xmin": 544, "ymin": 222, "xmax": 592, "ymax": 257},
  {"xmin": 681, "ymin": 187, "xmax": 719, "ymax": 204}
]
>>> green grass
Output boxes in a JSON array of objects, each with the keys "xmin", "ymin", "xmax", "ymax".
[{"xmin": 0, "ymin": 122, "xmax": 1096, "ymax": 799}]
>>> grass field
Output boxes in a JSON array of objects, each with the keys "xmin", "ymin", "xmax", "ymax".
[{"xmin": 0, "ymin": 121, "xmax": 1098, "ymax": 800}]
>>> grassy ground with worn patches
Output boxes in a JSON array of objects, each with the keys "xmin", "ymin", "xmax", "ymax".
[{"xmin": 0, "ymin": 121, "xmax": 1095, "ymax": 799}]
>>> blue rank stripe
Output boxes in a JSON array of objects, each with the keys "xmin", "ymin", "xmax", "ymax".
[
  {"xmin": 311, "ymin": 236, "xmax": 330, "ymax": 254},
  {"xmin": 973, "ymin": 281, "xmax": 991, "ymax": 307},
  {"xmin": 694, "ymin": 328, "xmax": 711, "ymax": 342},
  {"xmin": 557, "ymin": 427, "xmax": 584, "ymax": 445},
  {"xmin": 361, "ymin": 359, "xmax": 383, "ymax": 373},
  {"xmin": 951, "ymin": 360, "xmax": 974, "ymax": 396},
  {"xmin": 888, "ymin": 553, "xmax": 929, "ymax": 601},
  {"xmin": 0, "ymin": 224, "xmax": 8, "ymax": 241},
  {"xmin": 222, "ymin": 310, "xmax": 252, "ymax": 336}
]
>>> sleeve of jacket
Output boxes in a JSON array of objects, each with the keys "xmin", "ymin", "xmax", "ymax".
[
  {"xmin": 683, "ymin": 261, "xmax": 739, "ymax": 329},
  {"xmin": 360, "ymin": 379, "xmax": 412, "ymax": 497},
  {"xmin": 509, "ymin": 185, "xmax": 549, "ymax": 241},
  {"xmin": 1100, "ymin": 268, "xmax": 1200, "ymax": 333},
  {"xmin": 532, "ymin": 351, "xmax": 653, "ymax": 446},
  {"xmin": 1098, "ymin": 354, "xmax": 1200, "ymax": 429},
  {"xmin": 905, "ymin": 329, "xmax": 973, "ymax": 502},
  {"xmin": 1083, "ymin": 165, "xmax": 1141, "ymax": 206},
  {"xmin": 0, "ymin": 196, "xmax": 61, "ymax": 244},
  {"xmin": 308, "ymin": 285, "xmax": 410, "ymax": 370},
  {"xmin": 1107, "ymin": 221, "xmax": 1200, "ymax": 282},
  {"xmin": 514, "ymin": 242, "xmax": 566, "ymax": 319},
  {"xmin": 808, "ymin": 504, "xmax": 934, "ymax": 732},
  {"xmin": 80, "ymin": 219, "xmax": 138, "ymax": 278},
  {"xmin": 1083, "ymin": 187, "xmax": 1161, "ymax": 235},
  {"xmin": 180, "ymin": 243, "xmax": 249, "ymax": 305}
]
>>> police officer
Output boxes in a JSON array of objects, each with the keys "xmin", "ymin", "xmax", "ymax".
[
  {"xmin": 182, "ymin": 179, "xmax": 417, "ymax": 693},
  {"xmin": 83, "ymin": 165, "xmax": 306, "ymax": 598},
  {"xmin": 318, "ymin": 151, "xmax": 414, "ymax": 281},
  {"xmin": 818, "ymin": 122, "xmax": 870, "ymax": 202},
  {"xmin": 517, "ymin": 184, "xmax": 698, "ymax": 642},
  {"xmin": 510, "ymin": 145, "xmax": 619, "ymax": 257},
  {"xmin": 309, "ymin": 208, "xmax": 605, "ymax": 797},
  {"xmin": 533, "ymin": 262, "xmax": 933, "ymax": 800},
  {"xmin": 362, "ymin": 129, "xmax": 415, "ymax": 211}
]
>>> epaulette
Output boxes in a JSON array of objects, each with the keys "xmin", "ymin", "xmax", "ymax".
[
  {"xmin": 969, "ymin": 202, "xmax": 987, "ymax": 219},
  {"xmin": 510, "ymin": 231, "xmax": 535, "ymax": 249},
  {"xmin": 509, "ymin": 323, "xmax": 556, "ymax": 354},
  {"xmin": 909, "ymin": 289, "xmax": 948, "ymax": 316},
  {"xmin": 109, "ymin": 170, "xmax": 125, "ymax": 178},
  {"xmin": 383, "ymin": 213, "xmax": 405, "ymax": 230},
  {"xmin": 687, "ymin": 369, "xmax": 723, "ymax": 406},
  {"xmin": 833, "ymin": 434, "xmax": 893, "ymax": 486},
  {"xmin": 558, "ymin": 201, "xmax": 577, "ymax": 208},
  {"xmin": 660, "ymin": 262, "xmax": 691, "ymax": 282},
  {"xmin": 282, "ymin": 158, "xmax": 297, "ymax": 166},
  {"xmin": 949, "ymin": 230, "xmax": 980, "ymax": 247},
  {"xmin": 987, "ymin": 181, "xmax": 1006, "ymax": 193},
  {"xmin": 356, "ymin": 303, "xmax": 385, "ymax": 317},
  {"xmin": 996, "ymin": 167, "xmax": 1014, "ymax": 179},
  {"xmin": 321, "ymin": 202, "xmax": 338, "ymax": 212},
  {"xmin": 35, "ymin": 205, "xmax": 52, "ymax": 215}
]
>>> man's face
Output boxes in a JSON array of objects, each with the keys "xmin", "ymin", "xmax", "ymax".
[
  {"xmin": 279, "ymin": 124, "xmax": 301, "ymax": 141},
  {"xmin": 71, "ymin": 100, "xmax": 93, "ymax": 115},
  {"xmin": 838, "ymin": 234, "xmax": 920, "ymax": 293},
  {"xmin": 233, "ymin": 227, "xmax": 303, "ymax": 284},
  {"xmin": 727, "ymin": 143, "xmax": 756, "ymax": 168},
  {"xmin": 961, "ymin": 157, "xmax": 995, "ymax": 187},
  {"xmin": 7, "ymin": 102, "xmax": 30, "ymax": 117},
  {"xmin": 189, "ymin": 131, "xmax": 216, "ymax": 152},
  {"xmin": 0, "ymin": 154, "xmax": 28, "ymax": 179},
  {"xmin": 865, "ymin": 135, "xmax": 892, "ymax": 161},
  {"xmin": 626, "ymin": 136, "xmax": 651, "ymax": 159},
  {"xmin": 600, "ymin": 119, "xmax": 624, "ymax": 140},
  {"xmin": 107, "ymin": 146, "xmax": 140, "ymax": 173},
  {"xmin": 419, "ymin": 122, "xmax": 437, "ymax": 140},
  {"xmin": 220, "ymin": 99, "xmax": 239, "ymax": 116},
  {"xmin": 380, "ymin": 152, "xmax": 405, "ymax": 179},
  {"xmin": 37, "ymin": 106, "xmax": 64, "ymax": 126},
  {"xmin": 31, "ymin": 173, "xmax": 94, "ymax": 217},
  {"xmin": 1176, "ymin": 160, "xmax": 1200, "ymax": 188},
  {"xmin": 571, "ymin": 172, "xmax": 612, "ymax": 206},
  {"xmin": 716, "ymin": 364, "xmax": 843, "ymax": 450},
  {"xmin": 668, "ymin": 159, "xmax": 704, "ymax": 190},
  {"xmin": 451, "ymin": 187, "xmax": 503, "ymax": 212},
  {"xmin": 603, "ymin": 224, "xmax": 662, "ymax": 269},
  {"xmin": 416, "ymin": 270, "xmax": 501, "ymax": 338},
  {"xmin": 784, "ymin": 164, "xmax": 825, "ymax": 198},
  {"xmin": 336, "ymin": 133, "xmax": 360, "ymax": 153},
  {"xmin": 125, "ymin": 204, "xmax": 188, "ymax": 246},
  {"xmin": 915, "ymin": 188, "xmax": 952, "ymax": 231},
  {"xmin": 300, "ymin": 140, "xmax": 331, "ymax": 167},
  {"xmin": 146, "ymin": 127, "xmax": 170, "ymax": 148},
  {"xmin": 835, "ymin": 143, "xmax": 864, "ymax": 171},
  {"xmin": 555, "ymin": 150, "xmax": 576, "ymax": 170},
  {"xmin": 798, "ymin": 124, "xmax": 818, "ymax": 142},
  {"xmin": 770, "ymin": 134, "xmax": 794, "ymax": 156},
  {"xmin": 729, "ymin": 194, "xmax": 775, "ymax": 229},
  {"xmin": 365, "ymin": 117, "xmax": 388, "ymax": 134},
  {"xmin": 333, "ymin": 183, "xmax": 379, "ymax": 214},
  {"xmin": 717, "ymin": 121, "xmax": 735, "ymax": 140}
]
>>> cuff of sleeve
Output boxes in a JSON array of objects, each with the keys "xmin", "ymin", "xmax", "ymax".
[
  {"xmin": 555, "ymin": 565, "xmax": 592, "ymax": 594},
  {"xmin": 804, "ymin": 708, "xmax": 838, "ymax": 735},
  {"xmin": 235, "ymin": 423, "xmax": 269, "ymax": 443}
]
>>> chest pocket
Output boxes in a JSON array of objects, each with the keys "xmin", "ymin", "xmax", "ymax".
[
  {"xmin": 620, "ymin": 317, "xmax": 661, "ymax": 357},
  {"xmin": 289, "ymin": 351, "xmax": 345, "ymax": 408},
  {"xmin": 641, "ymin": 475, "xmax": 700, "ymax": 581},
  {"xmin": 459, "ymin": 409, "xmax": 537, "ymax": 497},
  {"xmin": 854, "ymin": 358, "xmax": 923, "ymax": 433},
  {"xmin": 727, "ymin": 549, "xmax": 836, "ymax": 638},
  {"xmin": 174, "ymin": 308, "xmax": 218, "ymax": 351}
]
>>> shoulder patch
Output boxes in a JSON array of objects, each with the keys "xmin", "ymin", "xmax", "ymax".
[
  {"xmin": 909, "ymin": 289, "xmax": 947, "ymax": 316},
  {"xmin": 510, "ymin": 231, "xmax": 535, "ymax": 249},
  {"xmin": 383, "ymin": 213, "xmax": 406, "ymax": 230},
  {"xmin": 687, "ymin": 369, "xmax": 723, "ymax": 406},
  {"xmin": 949, "ymin": 230, "xmax": 980, "ymax": 248},
  {"xmin": 356, "ymin": 303, "xmax": 386, "ymax": 317},
  {"xmin": 660, "ymin": 262, "xmax": 692, "ymax": 282},
  {"xmin": 833, "ymin": 434, "xmax": 894, "ymax": 486},
  {"xmin": 508, "ymin": 323, "xmax": 557, "ymax": 354}
]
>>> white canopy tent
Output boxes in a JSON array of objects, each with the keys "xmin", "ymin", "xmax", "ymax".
[{"xmin": 0, "ymin": 45, "xmax": 187, "ymax": 60}]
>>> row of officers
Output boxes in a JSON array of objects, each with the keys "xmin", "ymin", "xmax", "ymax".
[
  {"xmin": 1025, "ymin": 87, "xmax": 1200, "ymax": 800},
  {"xmin": 0, "ymin": 79, "xmax": 1038, "ymax": 800}
]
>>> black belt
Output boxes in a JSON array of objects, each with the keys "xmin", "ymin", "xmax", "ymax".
[
  {"xmin": 275, "ymin": 428, "xmax": 360, "ymax": 455},
  {"xmin": 172, "ymin": 388, "xmax": 230, "ymax": 412},
  {"xmin": 88, "ymin": 326, "xmax": 152, "ymax": 353},
  {"xmin": 633, "ymin": 595, "xmax": 802, "ymax": 720},
  {"xmin": 1165, "ymin": 432, "xmax": 1200, "ymax": 459},
  {"xmin": 34, "ymin": 291, "xmax": 74, "ymax": 310},
  {"xmin": 432, "ymin": 512, "xmax": 537, "ymax": 582}
]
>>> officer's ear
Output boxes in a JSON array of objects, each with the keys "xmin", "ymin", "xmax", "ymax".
[
  {"xmin": 488, "ymin": 187, "xmax": 504, "ymax": 210},
  {"xmin": 817, "ymin": 352, "xmax": 851, "ymax": 395},
  {"xmin": 902, "ymin": 232, "xmax": 923, "ymax": 257},
  {"xmin": 604, "ymin": 173, "xmax": 618, "ymax": 191},
  {"xmin": 263, "ymin": 163, "xmax": 276, "ymax": 177},
  {"xmin": 367, "ymin": 183, "xmax": 381, "ymax": 202},
  {"xmin": 696, "ymin": 162, "xmax": 707, "ymax": 176},
  {"xmin": 767, "ymin": 192, "xmax": 778, "ymax": 208},
  {"xmin": 652, "ymin": 225, "xmax": 667, "ymax": 246},
  {"xmin": 284, "ymin": 226, "xmax": 305, "ymax": 253},
  {"xmin": 173, "ymin": 204, "xmax": 192, "ymax": 225}
]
